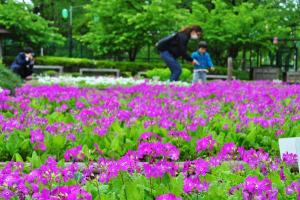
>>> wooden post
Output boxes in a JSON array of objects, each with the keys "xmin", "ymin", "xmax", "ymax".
[
  {"xmin": 227, "ymin": 57, "xmax": 233, "ymax": 81},
  {"xmin": 40, "ymin": 47, "xmax": 44, "ymax": 57}
]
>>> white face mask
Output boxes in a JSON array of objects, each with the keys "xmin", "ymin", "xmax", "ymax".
[{"xmin": 191, "ymin": 33, "xmax": 199, "ymax": 40}]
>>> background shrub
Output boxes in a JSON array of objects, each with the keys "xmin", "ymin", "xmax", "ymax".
[
  {"xmin": 0, "ymin": 62, "xmax": 22, "ymax": 92},
  {"xmin": 3, "ymin": 56, "xmax": 249, "ymax": 80}
]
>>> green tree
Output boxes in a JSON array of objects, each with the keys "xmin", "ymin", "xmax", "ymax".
[
  {"xmin": 80, "ymin": 0, "xmax": 190, "ymax": 61},
  {"xmin": 30, "ymin": 0, "xmax": 90, "ymax": 37},
  {"xmin": 0, "ymin": 1, "xmax": 64, "ymax": 47},
  {"xmin": 187, "ymin": 0, "xmax": 290, "ymax": 65}
]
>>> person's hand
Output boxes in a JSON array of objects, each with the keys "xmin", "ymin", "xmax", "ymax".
[
  {"xmin": 210, "ymin": 67, "xmax": 215, "ymax": 71},
  {"xmin": 192, "ymin": 59, "xmax": 199, "ymax": 65},
  {"xmin": 29, "ymin": 54, "xmax": 34, "ymax": 61}
]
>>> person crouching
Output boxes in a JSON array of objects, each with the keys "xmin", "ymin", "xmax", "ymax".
[{"xmin": 11, "ymin": 47, "xmax": 35, "ymax": 80}]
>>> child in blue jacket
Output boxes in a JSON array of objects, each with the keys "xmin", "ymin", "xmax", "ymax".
[{"xmin": 191, "ymin": 41, "xmax": 214, "ymax": 83}]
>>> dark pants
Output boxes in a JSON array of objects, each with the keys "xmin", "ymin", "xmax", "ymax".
[
  {"xmin": 160, "ymin": 51, "xmax": 182, "ymax": 81},
  {"xmin": 12, "ymin": 66, "xmax": 33, "ymax": 79}
]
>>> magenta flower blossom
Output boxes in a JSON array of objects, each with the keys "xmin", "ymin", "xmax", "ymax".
[
  {"xmin": 238, "ymin": 176, "xmax": 278, "ymax": 200},
  {"xmin": 156, "ymin": 193, "xmax": 182, "ymax": 200},
  {"xmin": 183, "ymin": 159, "xmax": 209, "ymax": 177},
  {"xmin": 282, "ymin": 152, "xmax": 298, "ymax": 166},
  {"xmin": 66, "ymin": 133, "xmax": 76, "ymax": 141},
  {"xmin": 30, "ymin": 129, "xmax": 44, "ymax": 144},
  {"xmin": 64, "ymin": 145, "xmax": 84, "ymax": 161},
  {"xmin": 138, "ymin": 132, "xmax": 162, "ymax": 143},
  {"xmin": 143, "ymin": 161, "xmax": 179, "ymax": 178},
  {"xmin": 75, "ymin": 101, "xmax": 85, "ymax": 109},
  {"xmin": 33, "ymin": 186, "xmax": 92, "ymax": 200},
  {"xmin": 159, "ymin": 118, "xmax": 176, "ymax": 129},
  {"xmin": 279, "ymin": 166, "xmax": 286, "ymax": 181},
  {"xmin": 137, "ymin": 142, "xmax": 180, "ymax": 161},
  {"xmin": 218, "ymin": 142, "xmax": 236, "ymax": 160},
  {"xmin": 229, "ymin": 184, "xmax": 243, "ymax": 195},
  {"xmin": 275, "ymin": 129, "xmax": 284, "ymax": 137},
  {"xmin": 223, "ymin": 124, "xmax": 229, "ymax": 130},
  {"xmin": 183, "ymin": 176, "xmax": 209, "ymax": 193},
  {"xmin": 52, "ymin": 185, "xmax": 92, "ymax": 200},
  {"xmin": 209, "ymin": 156, "xmax": 222, "ymax": 167},
  {"xmin": 61, "ymin": 163, "xmax": 79, "ymax": 182},
  {"xmin": 285, "ymin": 181, "xmax": 300, "ymax": 198},
  {"xmin": 94, "ymin": 143, "xmax": 103, "ymax": 155},
  {"xmin": 168, "ymin": 130, "xmax": 191, "ymax": 141},
  {"xmin": 1, "ymin": 189, "xmax": 15, "ymax": 200},
  {"xmin": 238, "ymin": 147, "xmax": 269, "ymax": 169},
  {"xmin": 196, "ymin": 135, "xmax": 216, "ymax": 153},
  {"xmin": 34, "ymin": 142, "xmax": 46, "ymax": 151}
]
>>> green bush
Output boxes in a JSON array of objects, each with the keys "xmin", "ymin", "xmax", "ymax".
[
  {"xmin": 43, "ymin": 70, "xmax": 59, "ymax": 77},
  {"xmin": 0, "ymin": 63, "xmax": 22, "ymax": 92},
  {"xmin": 146, "ymin": 68, "xmax": 192, "ymax": 81},
  {"xmin": 3, "ymin": 56, "xmax": 249, "ymax": 80}
]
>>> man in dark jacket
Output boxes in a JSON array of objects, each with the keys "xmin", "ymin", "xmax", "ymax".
[
  {"xmin": 11, "ymin": 47, "xmax": 35, "ymax": 79},
  {"xmin": 156, "ymin": 25, "xmax": 202, "ymax": 81}
]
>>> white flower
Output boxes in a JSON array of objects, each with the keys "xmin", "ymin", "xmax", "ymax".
[
  {"xmin": 272, "ymin": 79, "xmax": 282, "ymax": 84},
  {"xmin": 36, "ymin": 76, "xmax": 190, "ymax": 87}
]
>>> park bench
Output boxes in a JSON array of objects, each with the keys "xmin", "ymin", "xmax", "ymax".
[
  {"xmin": 79, "ymin": 68, "xmax": 120, "ymax": 77},
  {"xmin": 287, "ymin": 72, "xmax": 300, "ymax": 83},
  {"xmin": 252, "ymin": 67, "xmax": 280, "ymax": 80},
  {"xmin": 33, "ymin": 65, "xmax": 63, "ymax": 75},
  {"xmin": 137, "ymin": 71, "xmax": 147, "ymax": 78},
  {"xmin": 207, "ymin": 74, "xmax": 236, "ymax": 80}
]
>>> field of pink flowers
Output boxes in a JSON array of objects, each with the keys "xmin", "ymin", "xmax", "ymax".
[{"xmin": 0, "ymin": 81, "xmax": 299, "ymax": 200}]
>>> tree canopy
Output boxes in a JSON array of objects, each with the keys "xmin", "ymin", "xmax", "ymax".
[
  {"xmin": 79, "ymin": 0, "xmax": 299, "ymax": 61},
  {"xmin": 2, "ymin": 0, "xmax": 300, "ymax": 63},
  {"xmin": 0, "ymin": 1, "xmax": 64, "ymax": 46}
]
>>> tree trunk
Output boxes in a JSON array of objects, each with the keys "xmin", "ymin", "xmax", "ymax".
[
  {"xmin": 228, "ymin": 45, "xmax": 239, "ymax": 59},
  {"xmin": 242, "ymin": 48, "xmax": 246, "ymax": 70},
  {"xmin": 128, "ymin": 47, "xmax": 138, "ymax": 61},
  {"xmin": 228, "ymin": 45, "xmax": 239, "ymax": 69},
  {"xmin": 269, "ymin": 51, "xmax": 274, "ymax": 66},
  {"xmin": 0, "ymin": 38, "xmax": 3, "ymax": 62},
  {"xmin": 256, "ymin": 48, "xmax": 259, "ymax": 67},
  {"xmin": 227, "ymin": 57, "xmax": 233, "ymax": 80}
]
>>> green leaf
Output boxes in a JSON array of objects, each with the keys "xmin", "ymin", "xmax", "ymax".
[
  {"xmin": 31, "ymin": 151, "xmax": 42, "ymax": 169},
  {"xmin": 52, "ymin": 135, "xmax": 66, "ymax": 150},
  {"xmin": 13, "ymin": 153, "xmax": 24, "ymax": 162},
  {"xmin": 110, "ymin": 136, "xmax": 120, "ymax": 152}
]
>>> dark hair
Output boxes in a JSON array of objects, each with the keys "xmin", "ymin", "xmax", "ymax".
[
  {"xmin": 180, "ymin": 25, "xmax": 202, "ymax": 35},
  {"xmin": 24, "ymin": 47, "xmax": 33, "ymax": 54},
  {"xmin": 198, "ymin": 41, "xmax": 208, "ymax": 48}
]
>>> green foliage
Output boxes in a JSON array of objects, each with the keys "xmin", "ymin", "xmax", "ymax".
[
  {"xmin": 43, "ymin": 70, "xmax": 59, "ymax": 77},
  {"xmin": 80, "ymin": 0, "xmax": 189, "ymax": 60},
  {"xmin": 0, "ymin": 1, "xmax": 64, "ymax": 46},
  {"xmin": 0, "ymin": 63, "xmax": 22, "ymax": 91},
  {"xmin": 187, "ymin": 0, "xmax": 290, "ymax": 59},
  {"xmin": 146, "ymin": 68, "xmax": 192, "ymax": 82},
  {"xmin": 31, "ymin": 0, "xmax": 90, "ymax": 37},
  {"xmin": 32, "ymin": 56, "xmax": 249, "ymax": 79}
]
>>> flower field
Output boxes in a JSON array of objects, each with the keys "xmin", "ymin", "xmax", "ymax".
[{"xmin": 0, "ymin": 81, "xmax": 299, "ymax": 200}]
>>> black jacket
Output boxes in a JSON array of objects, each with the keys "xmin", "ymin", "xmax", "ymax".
[
  {"xmin": 157, "ymin": 32, "xmax": 193, "ymax": 62},
  {"xmin": 11, "ymin": 52, "xmax": 34, "ymax": 70}
]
